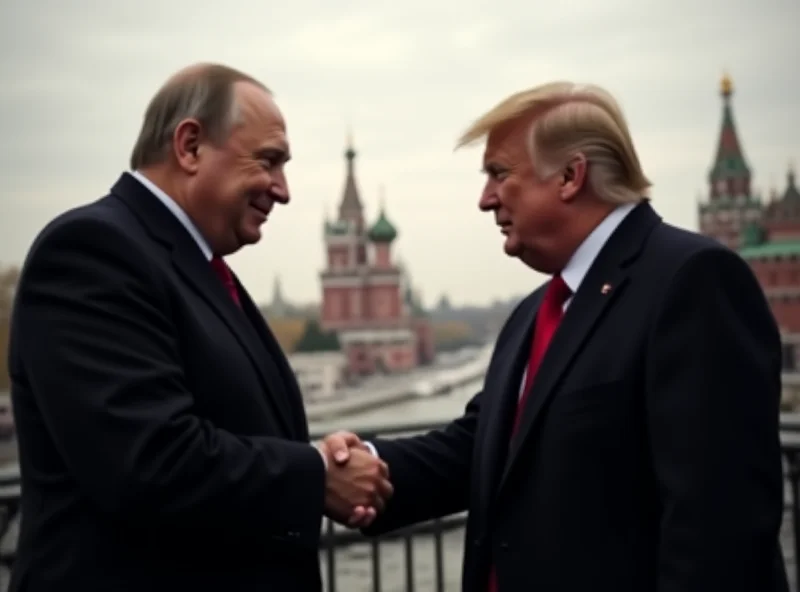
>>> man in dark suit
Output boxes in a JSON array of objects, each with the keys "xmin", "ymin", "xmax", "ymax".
[
  {"xmin": 327, "ymin": 82, "xmax": 789, "ymax": 590},
  {"xmin": 7, "ymin": 63, "xmax": 391, "ymax": 591}
]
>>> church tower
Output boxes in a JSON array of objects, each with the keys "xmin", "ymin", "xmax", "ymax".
[
  {"xmin": 698, "ymin": 73, "xmax": 761, "ymax": 249},
  {"xmin": 320, "ymin": 137, "xmax": 370, "ymax": 329},
  {"xmin": 708, "ymin": 73, "xmax": 752, "ymax": 198},
  {"xmin": 318, "ymin": 138, "xmax": 430, "ymax": 376},
  {"xmin": 697, "ymin": 73, "xmax": 800, "ymax": 368}
]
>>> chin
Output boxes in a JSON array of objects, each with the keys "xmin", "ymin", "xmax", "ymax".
[
  {"xmin": 503, "ymin": 237, "xmax": 523, "ymax": 258},
  {"xmin": 240, "ymin": 228, "xmax": 263, "ymax": 245}
]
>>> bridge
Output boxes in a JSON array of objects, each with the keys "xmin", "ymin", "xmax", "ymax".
[{"xmin": 1, "ymin": 416, "xmax": 800, "ymax": 591}]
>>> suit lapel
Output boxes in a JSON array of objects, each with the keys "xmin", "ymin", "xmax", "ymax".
[
  {"xmin": 498, "ymin": 202, "xmax": 662, "ymax": 492},
  {"xmin": 170, "ymin": 241, "xmax": 296, "ymax": 436},
  {"xmin": 474, "ymin": 291, "xmax": 542, "ymax": 517},
  {"xmin": 111, "ymin": 173, "xmax": 296, "ymax": 437},
  {"xmin": 236, "ymin": 283, "xmax": 310, "ymax": 440}
]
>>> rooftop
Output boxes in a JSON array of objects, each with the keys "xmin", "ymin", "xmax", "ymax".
[{"xmin": 739, "ymin": 240, "xmax": 800, "ymax": 260}]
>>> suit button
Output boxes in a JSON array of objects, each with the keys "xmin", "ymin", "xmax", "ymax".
[
  {"xmin": 499, "ymin": 542, "xmax": 509, "ymax": 551},
  {"xmin": 473, "ymin": 537, "xmax": 483, "ymax": 547}
]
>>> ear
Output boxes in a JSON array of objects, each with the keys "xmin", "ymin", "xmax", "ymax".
[
  {"xmin": 558, "ymin": 154, "xmax": 588, "ymax": 202},
  {"xmin": 172, "ymin": 118, "xmax": 204, "ymax": 174}
]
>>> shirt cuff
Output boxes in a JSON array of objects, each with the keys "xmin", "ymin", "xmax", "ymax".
[{"xmin": 363, "ymin": 441, "xmax": 379, "ymax": 458}]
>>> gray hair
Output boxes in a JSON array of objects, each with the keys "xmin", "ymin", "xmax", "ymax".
[{"xmin": 130, "ymin": 63, "xmax": 269, "ymax": 170}]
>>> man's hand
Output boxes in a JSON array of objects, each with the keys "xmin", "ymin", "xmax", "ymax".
[{"xmin": 318, "ymin": 431, "xmax": 392, "ymax": 528}]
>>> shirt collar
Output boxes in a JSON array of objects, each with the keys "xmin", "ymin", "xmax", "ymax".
[
  {"xmin": 561, "ymin": 202, "xmax": 637, "ymax": 295},
  {"xmin": 130, "ymin": 170, "xmax": 213, "ymax": 261}
]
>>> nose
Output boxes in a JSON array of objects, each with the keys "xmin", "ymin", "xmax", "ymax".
[
  {"xmin": 269, "ymin": 168, "xmax": 290, "ymax": 205},
  {"xmin": 478, "ymin": 184, "xmax": 499, "ymax": 212}
]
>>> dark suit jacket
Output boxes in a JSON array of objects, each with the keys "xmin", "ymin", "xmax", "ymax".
[
  {"xmin": 365, "ymin": 202, "xmax": 789, "ymax": 592},
  {"xmin": 7, "ymin": 173, "xmax": 326, "ymax": 591}
]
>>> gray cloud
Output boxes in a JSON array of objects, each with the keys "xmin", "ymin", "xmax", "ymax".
[{"xmin": 0, "ymin": 0, "xmax": 797, "ymax": 305}]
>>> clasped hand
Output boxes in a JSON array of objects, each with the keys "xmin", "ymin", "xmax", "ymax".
[{"xmin": 318, "ymin": 431, "xmax": 393, "ymax": 528}]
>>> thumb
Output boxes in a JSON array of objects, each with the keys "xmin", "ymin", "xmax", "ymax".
[{"xmin": 326, "ymin": 431, "xmax": 361, "ymax": 464}]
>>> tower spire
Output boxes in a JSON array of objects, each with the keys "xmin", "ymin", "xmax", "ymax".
[
  {"xmin": 272, "ymin": 275, "xmax": 284, "ymax": 305},
  {"xmin": 783, "ymin": 159, "xmax": 800, "ymax": 203},
  {"xmin": 338, "ymin": 129, "xmax": 363, "ymax": 224},
  {"xmin": 720, "ymin": 71, "xmax": 733, "ymax": 98},
  {"xmin": 708, "ymin": 71, "xmax": 751, "ymax": 199}
]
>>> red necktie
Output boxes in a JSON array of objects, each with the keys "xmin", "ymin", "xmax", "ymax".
[
  {"xmin": 511, "ymin": 274, "xmax": 571, "ymax": 434},
  {"xmin": 211, "ymin": 256, "xmax": 241, "ymax": 307},
  {"xmin": 488, "ymin": 274, "xmax": 571, "ymax": 592}
]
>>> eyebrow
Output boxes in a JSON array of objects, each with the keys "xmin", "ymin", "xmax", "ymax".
[
  {"xmin": 482, "ymin": 161, "xmax": 507, "ymax": 174},
  {"xmin": 254, "ymin": 146, "xmax": 291, "ymax": 163}
]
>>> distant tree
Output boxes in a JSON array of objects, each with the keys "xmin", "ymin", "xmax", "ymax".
[
  {"xmin": 432, "ymin": 320, "xmax": 480, "ymax": 352},
  {"xmin": 266, "ymin": 317, "xmax": 306, "ymax": 353},
  {"xmin": 0, "ymin": 265, "xmax": 20, "ymax": 391},
  {"xmin": 294, "ymin": 319, "xmax": 340, "ymax": 353}
]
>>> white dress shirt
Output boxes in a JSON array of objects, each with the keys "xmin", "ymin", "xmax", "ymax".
[
  {"xmin": 130, "ymin": 170, "xmax": 213, "ymax": 261},
  {"xmin": 516, "ymin": 202, "xmax": 636, "ymax": 396},
  {"xmin": 560, "ymin": 201, "xmax": 636, "ymax": 308}
]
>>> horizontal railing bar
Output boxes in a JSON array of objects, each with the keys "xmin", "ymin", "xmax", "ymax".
[
  {"xmin": 322, "ymin": 515, "xmax": 467, "ymax": 547},
  {"xmin": 309, "ymin": 420, "xmax": 449, "ymax": 442},
  {"xmin": 310, "ymin": 413, "xmax": 800, "ymax": 443}
]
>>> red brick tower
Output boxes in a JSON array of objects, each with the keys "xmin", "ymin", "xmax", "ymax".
[
  {"xmin": 319, "ymin": 140, "xmax": 434, "ymax": 376},
  {"xmin": 698, "ymin": 74, "xmax": 800, "ymax": 368},
  {"xmin": 698, "ymin": 73, "xmax": 760, "ymax": 249},
  {"xmin": 744, "ymin": 162, "xmax": 800, "ymax": 359}
]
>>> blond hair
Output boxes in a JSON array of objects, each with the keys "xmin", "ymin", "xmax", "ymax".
[
  {"xmin": 456, "ymin": 81, "xmax": 651, "ymax": 204},
  {"xmin": 130, "ymin": 63, "xmax": 269, "ymax": 170}
]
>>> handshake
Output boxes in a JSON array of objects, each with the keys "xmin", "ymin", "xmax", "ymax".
[{"xmin": 316, "ymin": 431, "xmax": 394, "ymax": 528}]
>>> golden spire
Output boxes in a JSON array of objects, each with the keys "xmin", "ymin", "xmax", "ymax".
[{"xmin": 720, "ymin": 71, "xmax": 733, "ymax": 98}]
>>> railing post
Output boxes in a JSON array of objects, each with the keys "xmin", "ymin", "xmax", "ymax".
[
  {"xmin": 403, "ymin": 533, "xmax": 415, "ymax": 592},
  {"xmin": 370, "ymin": 539, "xmax": 381, "ymax": 592},
  {"xmin": 325, "ymin": 518, "xmax": 336, "ymax": 592},
  {"xmin": 432, "ymin": 519, "xmax": 445, "ymax": 592}
]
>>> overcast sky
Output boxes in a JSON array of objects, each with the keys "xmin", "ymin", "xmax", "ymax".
[{"xmin": 0, "ymin": 0, "xmax": 797, "ymax": 306}]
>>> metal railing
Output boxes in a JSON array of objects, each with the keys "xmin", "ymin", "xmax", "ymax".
[
  {"xmin": 310, "ymin": 421, "xmax": 465, "ymax": 592},
  {"xmin": 313, "ymin": 417, "xmax": 800, "ymax": 591},
  {"xmin": 1, "ymin": 418, "xmax": 800, "ymax": 591}
]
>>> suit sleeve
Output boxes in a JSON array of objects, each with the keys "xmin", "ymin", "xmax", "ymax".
[
  {"xmin": 13, "ymin": 216, "xmax": 325, "ymax": 546},
  {"xmin": 361, "ymin": 392, "xmax": 479, "ymax": 535},
  {"xmin": 646, "ymin": 247, "xmax": 785, "ymax": 591}
]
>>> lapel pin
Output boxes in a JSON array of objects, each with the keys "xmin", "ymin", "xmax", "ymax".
[{"xmin": 600, "ymin": 283, "xmax": 612, "ymax": 295}]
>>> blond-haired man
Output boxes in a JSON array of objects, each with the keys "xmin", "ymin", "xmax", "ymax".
[
  {"xmin": 8, "ymin": 64, "xmax": 391, "ymax": 592},
  {"xmin": 329, "ymin": 82, "xmax": 789, "ymax": 591}
]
